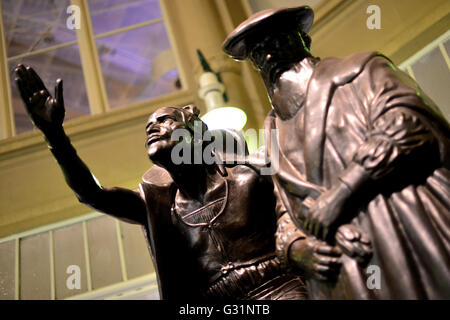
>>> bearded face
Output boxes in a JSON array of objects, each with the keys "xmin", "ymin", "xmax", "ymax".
[{"xmin": 248, "ymin": 31, "xmax": 311, "ymax": 79}]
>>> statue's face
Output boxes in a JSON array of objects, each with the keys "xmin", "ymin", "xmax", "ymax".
[
  {"xmin": 249, "ymin": 31, "xmax": 309, "ymax": 76},
  {"xmin": 145, "ymin": 107, "xmax": 188, "ymax": 165}
]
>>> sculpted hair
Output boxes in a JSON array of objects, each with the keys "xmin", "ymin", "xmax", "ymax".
[{"xmin": 173, "ymin": 104, "xmax": 208, "ymax": 134}]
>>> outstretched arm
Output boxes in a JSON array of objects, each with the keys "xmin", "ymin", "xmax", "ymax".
[{"xmin": 15, "ymin": 64, "xmax": 147, "ymax": 225}]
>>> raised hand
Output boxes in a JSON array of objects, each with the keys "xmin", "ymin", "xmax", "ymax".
[{"xmin": 14, "ymin": 64, "xmax": 65, "ymax": 133}]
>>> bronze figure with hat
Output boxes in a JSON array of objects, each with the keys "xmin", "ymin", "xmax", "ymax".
[{"xmin": 224, "ymin": 6, "xmax": 450, "ymax": 299}]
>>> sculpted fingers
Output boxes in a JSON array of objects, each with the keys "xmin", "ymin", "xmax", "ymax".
[
  {"xmin": 315, "ymin": 243, "xmax": 342, "ymax": 257},
  {"xmin": 335, "ymin": 231, "xmax": 354, "ymax": 256},
  {"xmin": 16, "ymin": 65, "xmax": 36, "ymax": 92},
  {"xmin": 15, "ymin": 78, "xmax": 33, "ymax": 109},
  {"xmin": 354, "ymin": 241, "xmax": 373, "ymax": 266},
  {"xmin": 338, "ymin": 224, "xmax": 358, "ymax": 241},
  {"xmin": 14, "ymin": 65, "xmax": 65, "ymax": 130},
  {"xmin": 14, "ymin": 64, "xmax": 27, "ymax": 80},
  {"xmin": 313, "ymin": 264, "xmax": 340, "ymax": 282},
  {"xmin": 336, "ymin": 225, "xmax": 373, "ymax": 266},
  {"xmin": 55, "ymin": 79, "xmax": 64, "ymax": 106},
  {"xmin": 30, "ymin": 90, "xmax": 48, "ymax": 107},
  {"xmin": 320, "ymin": 221, "xmax": 334, "ymax": 242},
  {"xmin": 49, "ymin": 80, "xmax": 65, "ymax": 124},
  {"xmin": 15, "ymin": 64, "xmax": 49, "ymax": 96},
  {"xmin": 310, "ymin": 242, "xmax": 342, "ymax": 281},
  {"xmin": 303, "ymin": 217, "xmax": 312, "ymax": 236},
  {"xmin": 15, "ymin": 65, "xmax": 49, "ymax": 109},
  {"xmin": 27, "ymin": 66, "xmax": 49, "ymax": 94},
  {"xmin": 304, "ymin": 210, "xmax": 322, "ymax": 239},
  {"xmin": 303, "ymin": 195, "xmax": 341, "ymax": 240},
  {"xmin": 313, "ymin": 215, "xmax": 322, "ymax": 239},
  {"xmin": 315, "ymin": 254, "xmax": 341, "ymax": 267},
  {"xmin": 359, "ymin": 230, "xmax": 371, "ymax": 245},
  {"xmin": 15, "ymin": 66, "xmax": 33, "ymax": 98}
]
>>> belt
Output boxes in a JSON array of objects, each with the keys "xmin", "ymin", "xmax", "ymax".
[{"xmin": 205, "ymin": 254, "xmax": 283, "ymax": 299}]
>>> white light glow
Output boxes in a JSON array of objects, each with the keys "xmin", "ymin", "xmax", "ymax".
[{"xmin": 201, "ymin": 106, "xmax": 247, "ymax": 131}]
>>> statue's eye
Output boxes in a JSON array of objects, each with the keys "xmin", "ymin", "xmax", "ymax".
[{"xmin": 158, "ymin": 116, "xmax": 175, "ymax": 124}]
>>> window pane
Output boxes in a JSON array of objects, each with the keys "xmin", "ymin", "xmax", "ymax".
[
  {"xmin": 9, "ymin": 44, "xmax": 90, "ymax": 134},
  {"xmin": 0, "ymin": 240, "xmax": 16, "ymax": 300},
  {"xmin": 2, "ymin": 0, "xmax": 76, "ymax": 58},
  {"xmin": 119, "ymin": 221, "xmax": 154, "ymax": 279},
  {"xmin": 411, "ymin": 46, "xmax": 450, "ymax": 121},
  {"xmin": 88, "ymin": 0, "xmax": 162, "ymax": 35},
  {"xmin": 86, "ymin": 216, "xmax": 123, "ymax": 290},
  {"xmin": 20, "ymin": 233, "xmax": 51, "ymax": 300},
  {"xmin": 96, "ymin": 23, "xmax": 180, "ymax": 110},
  {"xmin": 53, "ymin": 224, "xmax": 88, "ymax": 299}
]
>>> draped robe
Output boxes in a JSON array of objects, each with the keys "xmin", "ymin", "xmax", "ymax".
[{"xmin": 268, "ymin": 52, "xmax": 450, "ymax": 299}]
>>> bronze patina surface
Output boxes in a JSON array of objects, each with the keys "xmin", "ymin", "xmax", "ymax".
[{"xmin": 224, "ymin": 5, "xmax": 450, "ymax": 299}]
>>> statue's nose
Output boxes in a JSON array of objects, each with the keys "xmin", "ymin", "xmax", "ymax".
[{"xmin": 146, "ymin": 125, "xmax": 160, "ymax": 135}]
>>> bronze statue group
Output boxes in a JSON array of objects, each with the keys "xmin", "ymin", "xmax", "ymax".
[{"xmin": 15, "ymin": 6, "xmax": 450, "ymax": 300}]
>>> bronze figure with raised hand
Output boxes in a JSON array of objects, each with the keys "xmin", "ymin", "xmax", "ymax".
[
  {"xmin": 14, "ymin": 63, "xmax": 335, "ymax": 300},
  {"xmin": 223, "ymin": 6, "xmax": 450, "ymax": 299}
]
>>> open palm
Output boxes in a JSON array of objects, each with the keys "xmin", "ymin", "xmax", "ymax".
[{"xmin": 14, "ymin": 64, "xmax": 65, "ymax": 132}]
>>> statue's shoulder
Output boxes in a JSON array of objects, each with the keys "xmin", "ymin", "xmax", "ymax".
[
  {"xmin": 141, "ymin": 165, "xmax": 173, "ymax": 189},
  {"xmin": 224, "ymin": 164, "xmax": 271, "ymax": 194},
  {"xmin": 228, "ymin": 163, "xmax": 259, "ymax": 178},
  {"xmin": 315, "ymin": 51, "xmax": 388, "ymax": 84},
  {"xmin": 318, "ymin": 51, "xmax": 385, "ymax": 68},
  {"xmin": 139, "ymin": 165, "xmax": 174, "ymax": 214}
]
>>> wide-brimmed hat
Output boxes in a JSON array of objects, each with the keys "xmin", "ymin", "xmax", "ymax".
[{"xmin": 222, "ymin": 6, "xmax": 314, "ymax": 60}]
